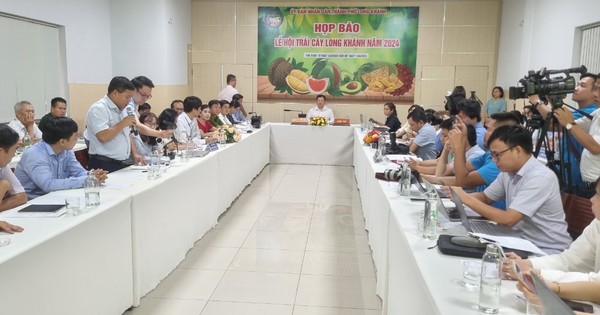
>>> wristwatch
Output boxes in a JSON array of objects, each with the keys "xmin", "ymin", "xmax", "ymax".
[{"xmin": 566, "ymin": 122, "xmax": 575, "ymax": 131}]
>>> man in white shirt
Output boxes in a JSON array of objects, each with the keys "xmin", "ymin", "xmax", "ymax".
[
  {"xmin": 306, "ymin": 94, "xmax": 334, "ymax": 124},
  {"xmin": 0, "ymin": 125, "xmax": 27, "ymax": 212},
  {"xmin": 218, "ymin": 74, "xmax": 239, "ymax": 102},
  {"xmin": 176, "ymin": 96, "xmax": 204, "ymax": 147},
  {"xmin": 86, "ymin": 76, "xmax": 138, "ymax": 172},
  {"xmin": 8, "ymin": 101, "xmax": 43, "ymax": 145}
]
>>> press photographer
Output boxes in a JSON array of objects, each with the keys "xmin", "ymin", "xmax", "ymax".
[
  {"xmin": 509, "ymin": 66, "xmax": 596, "ymax": 195},
  {"xmin": 552, "ymin": 74, "xmax": 600, "ymax": 197}
]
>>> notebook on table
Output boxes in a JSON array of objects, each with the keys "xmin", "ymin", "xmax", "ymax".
[
  {"xmin": 4, "ymin": 204, "xmax": 67, "ymax": 218},
  {"xmin": 18, "ymin": 204, "xmax": 65, "ymax": 213}
]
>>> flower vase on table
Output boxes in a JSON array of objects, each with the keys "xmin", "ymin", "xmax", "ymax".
[
  {"xmin": 307, "ymin": 116, "xmax": 328, "ymax": 126},
  {"xmin": 218, "ymin": 125, "xmax": 242, "ymax": 144},
  {"xmin": 363, "ymin": 130, "xmax": 381, "ymax": 148}
]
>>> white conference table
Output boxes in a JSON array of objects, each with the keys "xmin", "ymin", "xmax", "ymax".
[
  {"xmin": 0, "ymin": 191, "xmax": 133, "ymax": 315},
  {"xmin": 104, "ymin": 125, "xmax": 270, "ymax": 304},
  {"xmin": 352, "ymin": 128, "xmax": 528, "ymax": 315},
  {"xmin": 269, "ymin": 123, "xmax": 354, "ymax": 165}
]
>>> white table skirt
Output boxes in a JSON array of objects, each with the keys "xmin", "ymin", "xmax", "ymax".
[
  {"xmin": 352, "ymin": 128, "xmax": 528, "ymax": 315},
  {"xmin": 0, "ymin": 193, "xmax": 133, "ymax": 315},
  {"xmin": 269, "ymin": 123, "xmax": 354, "ymax": 165},
  {"xmin": 104, "ymin": 126, "xmax": 271, "ymax": 305}
]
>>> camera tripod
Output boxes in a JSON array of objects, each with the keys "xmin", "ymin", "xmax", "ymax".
[
  {"xmin": 532, "ymin": 110, "xmax": 573, "ymax": 193},
  {"xmin": 532, "ymin": 94, "xmax": 594, "ymax": 194}
]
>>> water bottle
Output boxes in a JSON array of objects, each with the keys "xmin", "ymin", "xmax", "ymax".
[
  {"xmin": 398, "ymin": 164, "xmax": 412, "ymax": 197},
  {"xmin": 22, "ymin": 132, "xmax": 31, "ymax": 147},
  {"xmin": 219, "ymin": 131, "xmax": 227, "ymax": 147},
  {"xmin": 148, "ymin": 146, "xmax": 161, "ymax": 179},
  {"xmin": 421, "ymin": 189, "xmax": 438, "ymax": 239},
  {"xmin": 478, "ymin": 244, "xmax": 502, "ymax": 314},
  {"xmin": 378, "ymin": 135, "xmax": 386, "ymax": 156},
  {"xmin": 181, "ymin": 138, "xmax": 193, "ymax": 162},
  {"xmin": 360, "ymin": 114, "xmax": 365, "ymax": 132},
  {"xmin": 84, "ymin": 171, "xmax": 100, "ymax": 208}
]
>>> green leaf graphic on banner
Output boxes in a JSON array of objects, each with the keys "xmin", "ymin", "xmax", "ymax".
[
  {"xmin": 368, "ymin": 15, "xmax": 383, "ymax": 30},
  {"xmin": 293, "ymin": 14, "xmax": 304, "ymax": 31},
  {"xmin": 311, "ymin": 58, "xmax": 326, "ymax": 78}
]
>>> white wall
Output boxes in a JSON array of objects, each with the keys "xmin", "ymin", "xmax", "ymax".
[
  {"xmin": 0, "ymin": 0, "xmax": 191, "ymax": 85},
  {"xmin": 0, "ymin": 0, "xmax": 113, "ymax": 83},
  {"xmin": 164, "ymin": 0, "xmax": 191, "ymax": 85},
  {"xmin": 109, "ymin": 0, "xmax": 191, "ymax": 85},
  {"xmin": 497, "ymin": 0, "xmax": 600, "ymax": 88}
]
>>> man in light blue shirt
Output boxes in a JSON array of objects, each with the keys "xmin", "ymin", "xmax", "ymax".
[
  {"xmin": 15, "ymin": 117, "xmax": 107, "ymax": 199},
  {"xmin": 457, "ymin": 99, "xmax": 486, "ymax": 150},
  {"xmin": 408, "ymin": 109, "xmax": 437, "ymax": 160}
]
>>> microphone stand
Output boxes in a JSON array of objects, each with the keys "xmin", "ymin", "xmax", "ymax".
[{"xmin": 283, "ymin": 109, "xmax": 305, "ymax": 122}]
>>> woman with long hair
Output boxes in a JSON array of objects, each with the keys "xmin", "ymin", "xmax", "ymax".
[{"xmin": 370, "ymin": 102, "xmax": 401, "ymax": 132}]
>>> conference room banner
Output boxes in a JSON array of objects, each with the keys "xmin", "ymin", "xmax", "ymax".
[{"xmin": 257, "ymin": 6, "xmax": 419, "ymax": 101}]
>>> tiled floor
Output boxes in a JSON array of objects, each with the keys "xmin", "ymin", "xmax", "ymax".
[{"xmin": 124, "ymin": 164, "xmax": 381, "ymax": 315}]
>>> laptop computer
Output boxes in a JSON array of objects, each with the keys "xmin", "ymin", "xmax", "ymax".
[
  {"xmin": 531, "ymin": 273, "xmax": 575, "ymax": 315},
  {"xmin": 413, "ymin": 178, "xmax": 485, "ymax": 222},
  {"xmin": 449, "ymin": 187, "xmax": 516, "ymax": 237}
]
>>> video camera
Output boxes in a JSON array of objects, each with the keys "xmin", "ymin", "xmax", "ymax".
[{"xmin": 508, "ymin": 65, "xmax": 587, "ymax": 109}]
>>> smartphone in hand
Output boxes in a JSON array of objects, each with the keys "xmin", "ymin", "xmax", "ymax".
[{"xmin": 515, "ymin": 263, "xmax": 536, "ymax": 294}]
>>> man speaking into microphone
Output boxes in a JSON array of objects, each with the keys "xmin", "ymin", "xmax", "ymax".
[{"xmin": 86, "ymin": 76, "xmax": 138, "ymax": 172}]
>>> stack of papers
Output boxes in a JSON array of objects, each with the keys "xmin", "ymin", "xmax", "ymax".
[{"xmin": 471, "ymin": 233, "xmax": 547, "ymax": 256}]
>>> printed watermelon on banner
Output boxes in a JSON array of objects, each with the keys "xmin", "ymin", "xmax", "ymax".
[
  {"xmin": 306, "ymin": 77, "xmax": 329, "ymax": 94},
  {"xmin": 310, "ymin": 58, "xmax": 343, "ymax": 96}
]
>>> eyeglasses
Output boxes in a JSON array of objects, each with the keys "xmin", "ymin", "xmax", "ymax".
[
  {"xmin": 490, "ymin": 147, "xmax": 514, "ymax": 160},
  {"xmin": 144, "ymin": 121, "xmax": 158, "ymax": 128},
  {"xmin": 137, "ymin": 89, "xmax": 152, "ymax": 100}
]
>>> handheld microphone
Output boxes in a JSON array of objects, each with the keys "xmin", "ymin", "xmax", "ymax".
[{"xmin": 126, "ymin": 107, "xmax": 139, "ymax": 136}]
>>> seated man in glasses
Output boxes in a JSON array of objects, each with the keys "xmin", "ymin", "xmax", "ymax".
[
  {"xmin": 451, "ymin": 125, "xmax": 571, "ymax": 254},
  {"xmin": 15, "ymin": 117, "xmax": 107, "ymax": 199}
]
